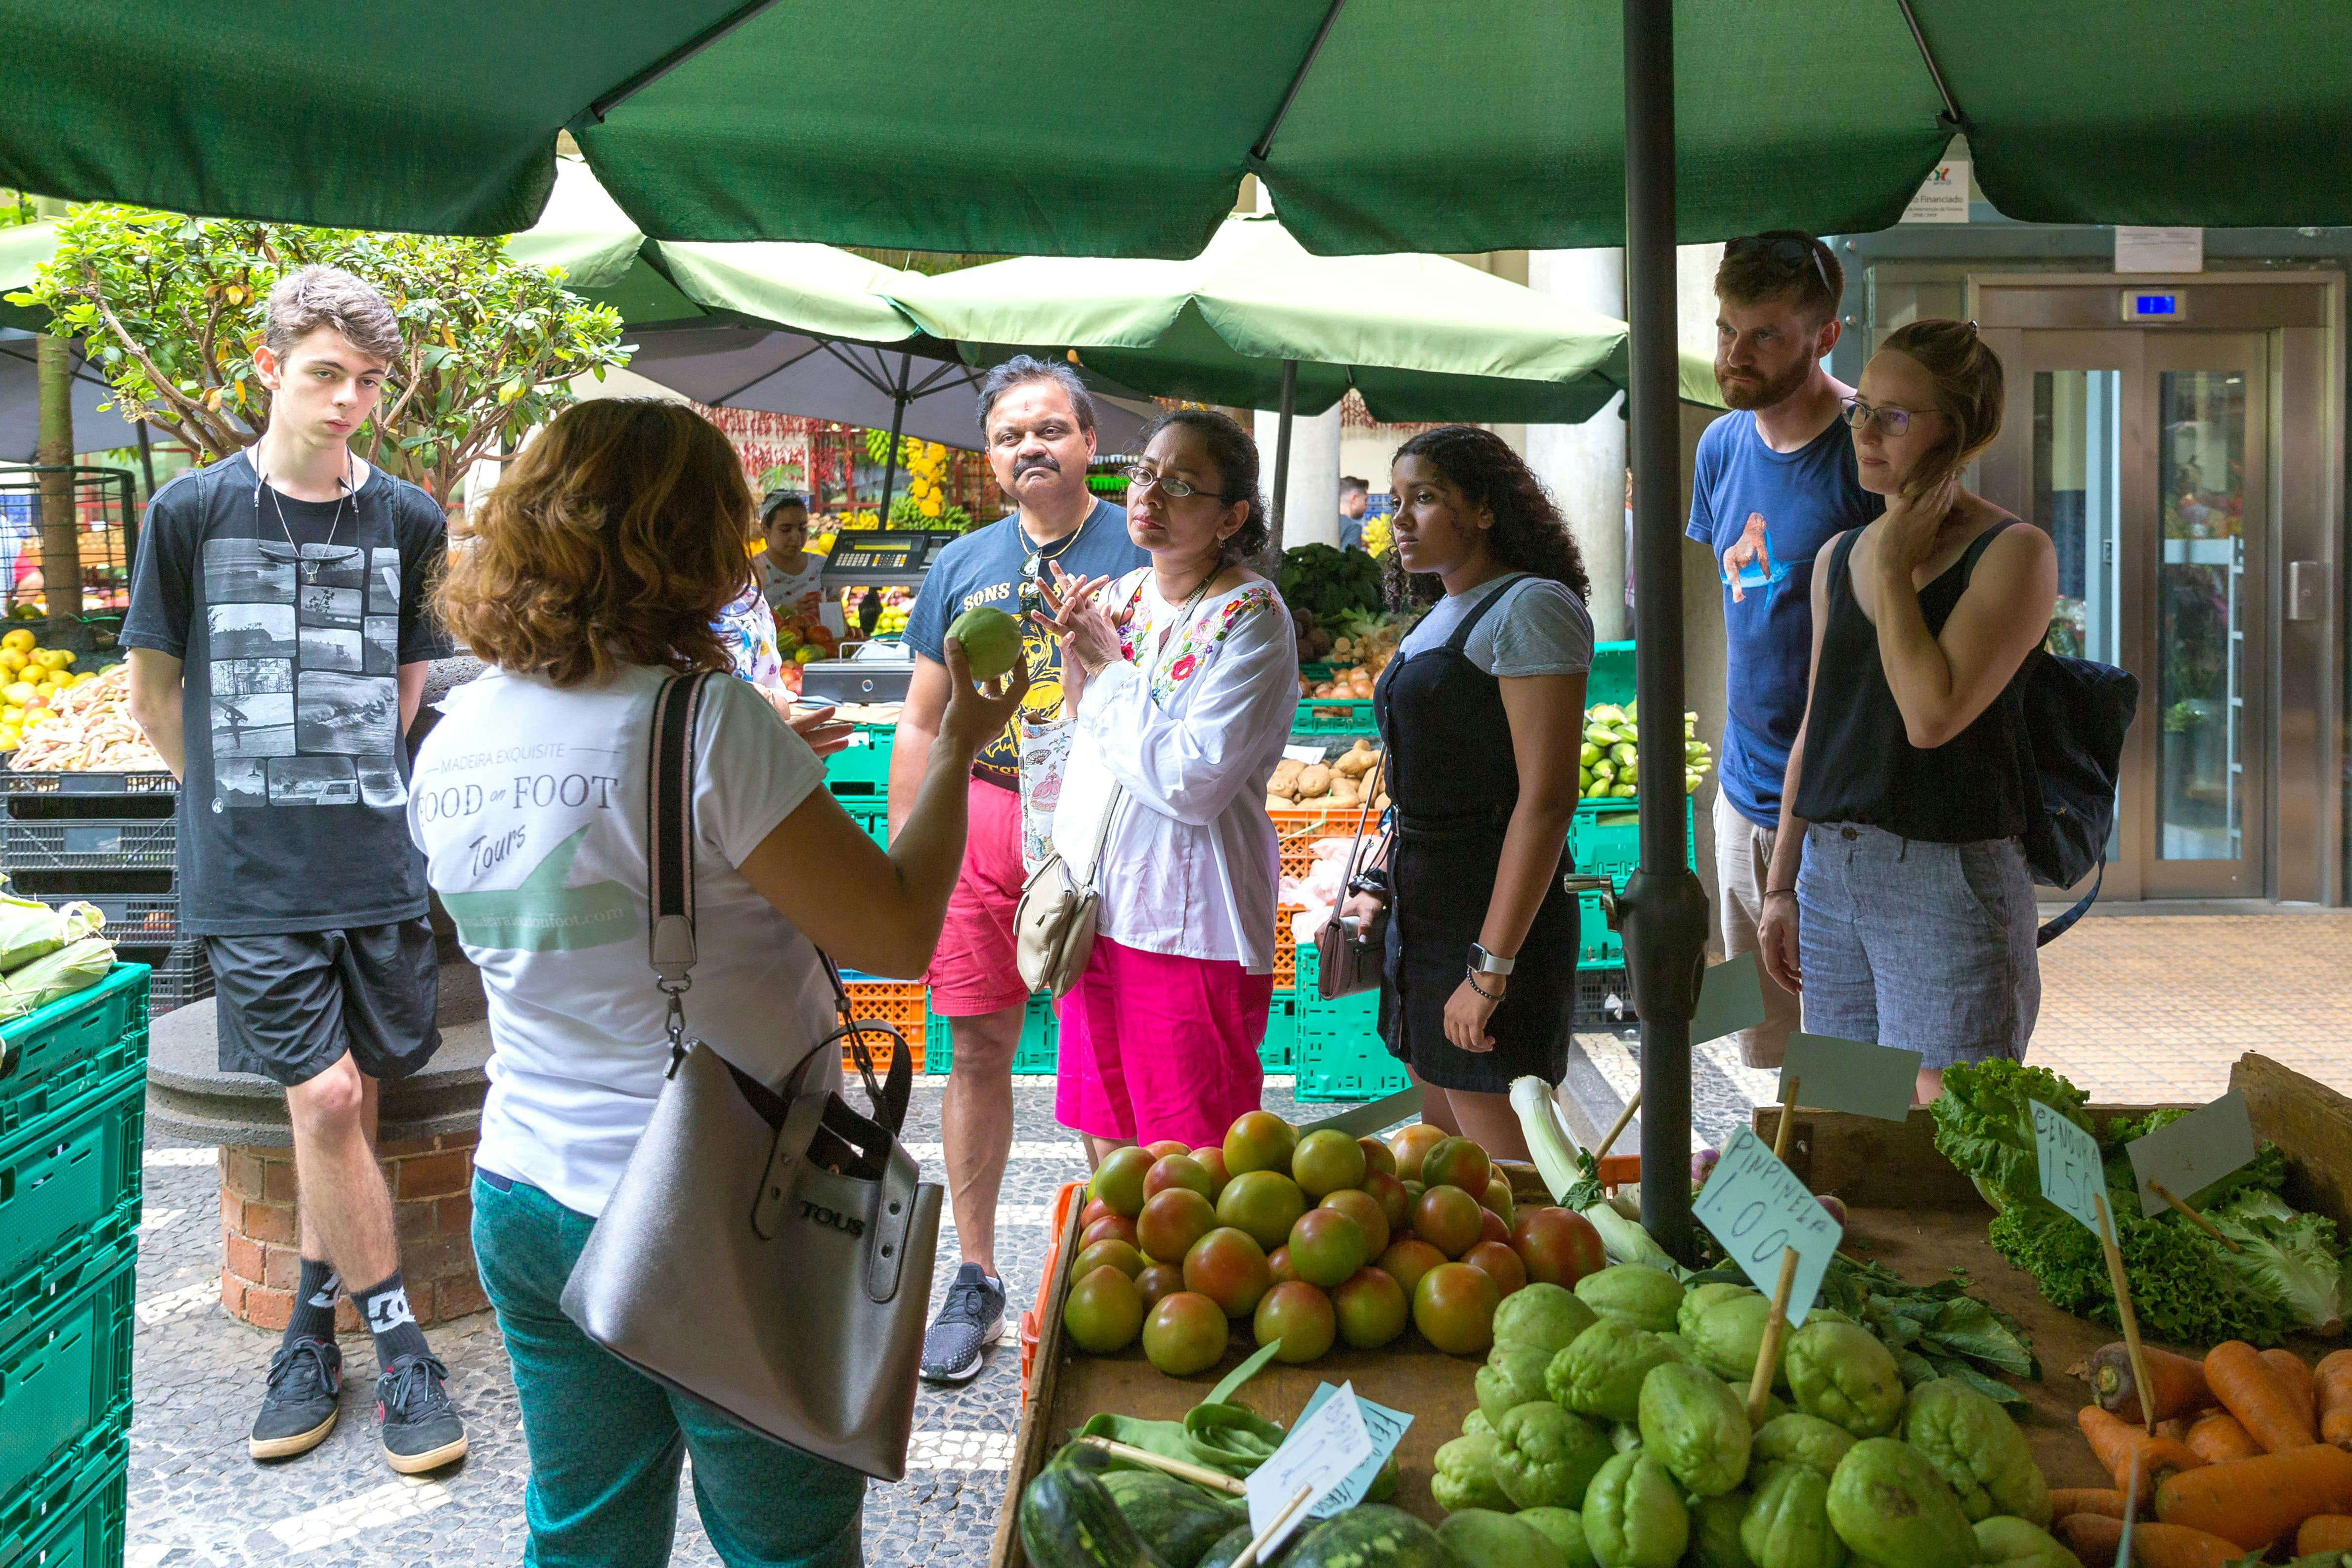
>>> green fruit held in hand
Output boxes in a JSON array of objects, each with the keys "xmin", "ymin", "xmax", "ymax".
[{"xmin": 948, "ymin": 606, "xmax": 1021, "ymax": 680}]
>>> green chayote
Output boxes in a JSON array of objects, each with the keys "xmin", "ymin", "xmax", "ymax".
[
  {"xmin": 1581, "ymin": 1451, "xmax": 1690, "ymax": 1568},
  {"xmin": 1494, "ymin": 1401, "xmax": 1613, "ymax": 1510},
  {"xmin": 1575, "ymin": 1263, "xmax": 1686, "ymax": 1333},
  {"xmin": 1783, "ymin": 1320, "xmax": 1905, "ymax": 1438},
  {"xmin": 1824, "ymin": 1438, "xmax": 1978, "ymax": 1568},
  {"xmin": 1751, "ymin": 1413, "xmax": 1857, "ymax": 1480},
  {"xmin": 1437, "ymin": 1508, "xmax": 1565, "ymax": 1568},
  {"xmin": 1690, "ymin": 1491, "xmax": 1759, "ymax": 1568},
  {"xmin": 1972, "ymin": 1516, "xmax": 2079, "ymax": 1568},
  {"xmin": 1680, "ymin": 1282, "xmax": 1755, "ymax": 1339},
  {"xmin": 1547, "ymin": 1318, "xmax": 1687, "ymax": 1423},
  {"xmin": 1611, "ymin": 1421, "xmax": 1644, "ymax": 1454},
  {"xmin": 1903, "ymin": 1379, "xmax": 2051, "ymax": 1526},
  {"xmin": 1462, "ymin": 1407, "xmax": 1495, "ymax": 1440},
  {"xmin": 1433, "ymin": 1432, "xmax": 1513, "ymax": 1514},
  {"xmin": 1479, "ymin": 1341, "xmax": 1555, "ymax": 1430},
  {"xmin": 1741, "ymin": 1462, "xmax": 1849, "ymax": 1568},
  {"xmin": 1515, "ymin": 1507, "xmax": 1597, "ymax": 1568},
  {"xmin": 1636, "ymin": 1360, "xmax": 1753, "ymax": 1496},
  {"xmin": 1495, "ymin": 1283, "xmax": 1600, "ymax": 1355},
  {"xmin": 1690, "ymin": 1290, "xmax": 1791, "ymax": 1390}
]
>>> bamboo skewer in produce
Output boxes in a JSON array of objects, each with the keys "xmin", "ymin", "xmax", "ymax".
[
  {"xmin": 1594, "ymin": 1091, "xmax": 1640, "ymax": 1162},
  {"xmin": 1229, "ymin": 1486, "xmax": 1314, "ymax": 1568},
  {"xmin": 2145, "ymin": 1178, "xmax": 2243, "ymax": 1253},
  {"xmin": 1073, "ymin": 1436, "xmax": 1247, "ymax": 1496},
  {"xmin": 2094, "ymin": 1191, "xmax": 2160, "ymax": 1436},
  {"xmin": 1747, "ymin": 1074, "xmax": 1805, "ymax": 1429}
]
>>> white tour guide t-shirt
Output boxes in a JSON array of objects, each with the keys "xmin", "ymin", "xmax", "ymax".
[{"xmin": 409, "ymin": 663, "xmax": 839, "ymax": 1217}]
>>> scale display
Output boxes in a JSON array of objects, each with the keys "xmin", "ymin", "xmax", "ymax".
[{"xmin": 825, "ymin": 532, "xmax": 933, "ymax": 572}]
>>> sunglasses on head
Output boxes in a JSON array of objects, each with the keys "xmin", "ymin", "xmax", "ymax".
[{"xmin": 1727, "ymin": 234, "xmax": 1835, "ymax": 301}]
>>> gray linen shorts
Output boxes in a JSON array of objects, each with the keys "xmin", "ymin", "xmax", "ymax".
[{"xmin": 1793, "ymin": 822, "xmax": 2040, "ymax": 1069}]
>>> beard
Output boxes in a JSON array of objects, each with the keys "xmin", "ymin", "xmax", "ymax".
[{"xmin": 1716, "ymin": 354, "xmax": 1813, "ymax": 411}]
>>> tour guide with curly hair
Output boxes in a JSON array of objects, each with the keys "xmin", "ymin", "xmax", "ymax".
[
  {"xmin": 1341, "ymin": 425, "xmax": 1595, "ymax": 1160},
  {"xmin": 415, "ymin": 397, "xmax": 1028, "ymax": 1566}
]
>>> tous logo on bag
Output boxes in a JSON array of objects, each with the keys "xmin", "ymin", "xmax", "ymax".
[{"xmin": 800, "ymin": 1199, "xmax": 867, "ymax": 1239}]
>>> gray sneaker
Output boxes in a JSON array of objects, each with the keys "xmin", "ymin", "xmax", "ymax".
[
  {"xmin": 919, "ymin": 1264, "xmax": 1005, "ymax": 1384},
  {"xmin": 249, "ymin": 1337, "xmax": 342, "ymax": 1461},
  {"xmin": 375, "ymin": 1353, "xmax": 468, "ymax": 1474}
]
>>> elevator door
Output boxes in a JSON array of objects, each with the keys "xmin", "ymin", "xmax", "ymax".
[{"xmin": 1988, "ymin": 330, "xmax": 2269, "ymax": 899}]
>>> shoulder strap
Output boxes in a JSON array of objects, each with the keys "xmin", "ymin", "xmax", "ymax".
[
  {"xmin": 647, "ymin": 672, "xmax": 711, "ymax": 990},
  {"xmin": 1828, "ymin": 526, "xmax": 1865, "ymax": 584},
  {"xmin": 1447, "ymin": 574, "xmax": 1524, "ymax": 652},
  {"xmin": 1957, "ymin": 518, "xmax": 2017, "ymax": 584}
]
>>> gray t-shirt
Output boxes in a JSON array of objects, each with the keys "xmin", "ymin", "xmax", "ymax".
[{"xmin": 1396, "ymin": 573, "xmax": 1594, "ymax": 678}]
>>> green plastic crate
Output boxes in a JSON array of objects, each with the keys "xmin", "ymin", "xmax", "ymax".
[
  {"xmin": 1588, "ymin": 639, "xmax": 1635, "ymax": 710},
  {"xmin": 1292, "ymin": 946, "xmax": 1397, "ymax": 1102},
  {"xmin": 0, "ymin": 1069, "xmax": 143, "ymax": 1334},
  {"xmin": 0, "ymin": 1420, "xmax": 125, "ymax": 1568},
  {"xmin": 1577, "ymin": 893, "xmax": 1622, "ymax": 969},
  {"xmin": 844, "ymin": 803, "xmax": 889, "ymax": 849},
  {"xmin": 0, "ymin": 1258, "xmax": 133, "ymax": 1526},
  {"xmin": 823, "ymin": 726, "xmax": 895, "ymax": 804},
  {"xmin": 1258, "ymin": 998, "xmax": 1298, "ymax": 1073},
  {"xmin": 0, "ymin": 965, "xmax": 148, "ymax": 1145},
  {"xmin": 1293, "ymin": 698, "xmax": 1377, "ymax": 736},
  {"xmin": 922, "ymin": 992, "xmax": 1057, "ymax": 1075}
]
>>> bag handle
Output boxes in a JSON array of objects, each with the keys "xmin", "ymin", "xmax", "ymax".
[{"xmin": 1339, "ymin": 746, "xmax": 1389, "ymax": 894}]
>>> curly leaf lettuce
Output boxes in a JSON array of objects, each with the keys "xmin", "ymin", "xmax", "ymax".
[
  {"xmin": 1989, "ymin": 1196, "xmax": 2294, "ymax": 1349},
  {"xmin": 1931, "ymin": 1059, "xmax": 2096, "ymax": 1209},
  {"xmin": 2209, "ymin": 1190, "xmax": 2348, "ymax": 1337}
]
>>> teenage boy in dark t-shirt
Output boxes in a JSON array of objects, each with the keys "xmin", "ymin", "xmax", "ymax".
[
  {"xmin": 124, "ymin": 266, "xmax": 464, "ymax": 1474},
  {"xmin": 1686, "ymin": 232, "xmax": 1882, "ymax": 1070},
  {"xmin": 892, "ymin": 357, "xmax": 1146, "ymax": 1384}
]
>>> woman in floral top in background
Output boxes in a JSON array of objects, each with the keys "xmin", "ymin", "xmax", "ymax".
[{"xmin": 1034, "ymin": 409, "xmax": 1299, "ymax": 1158}]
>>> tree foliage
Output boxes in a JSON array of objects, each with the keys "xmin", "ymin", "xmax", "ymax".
[{"xmin": 11, "ymin": 207, "xmax": 629, "ymax": 499}]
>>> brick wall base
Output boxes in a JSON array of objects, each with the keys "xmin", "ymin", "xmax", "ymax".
[{"xmin": 217, "ymin": 1132, "xmax": 487, "ymax": 1332}]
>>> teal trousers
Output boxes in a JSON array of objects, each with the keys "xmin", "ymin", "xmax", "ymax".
[{"xmin": 472, "ymin": 1173, "xmax": 867, "ymax": 1567}]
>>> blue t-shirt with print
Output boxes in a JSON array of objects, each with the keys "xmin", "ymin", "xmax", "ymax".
[
  {"xmin": 1686, "ymin": 410, "xmax": 1881, "ymax": 828},
  {"xmin": 905, "ymin": 499, "xmax": 1147, "ymax": 789}
]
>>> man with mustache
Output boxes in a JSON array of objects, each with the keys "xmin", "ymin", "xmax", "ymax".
[
  {"xmin": 892, "ymin": 357, "xmax": 1147, "ymax": 1384},
  {"xmin": 1684, "ymin": 233, "xmax": 1880, "ymax": 1069}
]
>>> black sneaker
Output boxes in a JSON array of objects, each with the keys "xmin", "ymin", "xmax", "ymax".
[
  {"xmin": 249, "ymin": 1337, "xmax": 343, "ymax": 1461},
  {"xmin": 375, "ymin": 1353, "xmax": 468, "ymax": 1474},
  {"xmin": 919, "ymin": 1263, "xmax": 1006, "ymax": 1385}
]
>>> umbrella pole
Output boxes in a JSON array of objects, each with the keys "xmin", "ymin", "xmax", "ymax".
[
  {"xmin": 1267, "ymin": 359, "xmax": 1299, "ymax": 553},
  {"xmin": 875, "ymin": 354, "xmax": 911, "ymax": 523},
  {"xmin": 1620, "ymin": 0, "xmax": 1710, "ymax": 1263}
]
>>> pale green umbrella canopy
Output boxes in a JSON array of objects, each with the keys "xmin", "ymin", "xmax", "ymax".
[{"xmin": 892, "ymin": 214, "xmax": 1719, "ymax": 422}]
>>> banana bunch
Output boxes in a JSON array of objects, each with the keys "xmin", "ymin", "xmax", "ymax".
[{"xmin": 1577, "ymin": 700, "xmax": 1715, "ymax": 799}]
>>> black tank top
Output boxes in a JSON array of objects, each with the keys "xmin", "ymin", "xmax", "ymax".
[{"xmin": 1791, "ymin": 521, "xmax": 2029, "ymax": 843}]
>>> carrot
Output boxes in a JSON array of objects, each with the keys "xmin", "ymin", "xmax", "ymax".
[
  {"xmin": 2154, "ymin": 1442, "xmax": 2352, "ymax": 1549},
  {"xmin": 2320, "ymin": 1350, "xmax": 2352, "ymax": 1446},
  {"xmin": 2092, "ymin": 1341, "xmax": 2215, "ymax": 1424},
  {"xmin": 2299, "ymin": 1514, "xmax": 2352, "ymax": 1553},
  {"xmin": 2207, "ymin": 1340, "xmax": 2320, "ymax": 1453},
  {"xmin": 2049, "ymin": 1486, "xmax": 2127, "ymax": 1521},
  {"xmin": 2184, "ymin": 1410, "xmax": 2264, "ymax": 1465},
  {"xmin": 2156, "ymin": 1416, "xmax": 2191, "ymax": 1442},
  {"xmin": 2055, "ymin": 1513, "xmax": 2249, "ymax": 1567},
  {"xmin": 2082, "ymin": 1405, "xmax": 2207, "ymax": 1492},
  {"xmin": 2265, "ymin": 1348, "xmax": 2319, "ymax": 1425}
]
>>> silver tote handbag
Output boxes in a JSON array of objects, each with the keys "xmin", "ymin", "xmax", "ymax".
[{"xmin": 560, "ymin": 671, "xmax": 943, "ymax": 1482}]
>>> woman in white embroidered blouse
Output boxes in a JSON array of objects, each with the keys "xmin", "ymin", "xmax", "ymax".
[{"xmin": 1035, "ymin": 409, "xmax": 1299, "ymax": 1159}]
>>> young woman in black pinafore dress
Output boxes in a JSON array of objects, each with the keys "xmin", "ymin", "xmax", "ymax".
[{"xmin": 1337, "ymin": 427, "xmax": 1593, "ymax": 1161}]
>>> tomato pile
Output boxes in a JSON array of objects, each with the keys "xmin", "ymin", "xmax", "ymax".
[{"xmin": 1061, "ymin": 1113, "xmax": 1609, "ymax": 1373}]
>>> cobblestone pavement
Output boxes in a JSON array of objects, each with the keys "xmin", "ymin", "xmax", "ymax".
[{"xmin": 126, "ymin": 1077, "xmax": 1338, "ymax": 1568}]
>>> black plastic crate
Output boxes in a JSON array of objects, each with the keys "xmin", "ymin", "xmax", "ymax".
[
  {"xmin": 1574, "ymin": 967, "xmax": 1636, "ymax": 1026},
  {"xmin": 1, "ymin": 769, "xmax": 176, "ymax": 801},
  {"xmin": 0, "ymin": 818, "xmax": 174, "ymax": 874},
  {"xmin": 117, "ymin": 941, "xmax": 208, "ymax": 1015},
  {"xmin": 80, "ymin": 893, "xmax": 178, "ymax": 945}
]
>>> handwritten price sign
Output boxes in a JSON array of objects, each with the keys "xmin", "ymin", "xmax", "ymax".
[
  {"xmin": 2032, "ymin": 1100, "xmax": 2107, "ymax": 1233},
  {"xmin": 1691, "ymin": 1124, "xmax": 1842, "ymax": 1329}
]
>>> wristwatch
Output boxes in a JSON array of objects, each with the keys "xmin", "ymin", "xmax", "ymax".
[{"xmin": 1468, "ymin": 943, "xmax": 1516, "ymax": 976}]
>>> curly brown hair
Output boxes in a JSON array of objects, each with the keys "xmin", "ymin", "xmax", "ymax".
[
  {"xmin": 436, "ymin": 399, "xmax": 751, "ymax": 686},
  {"xmin": 1383, "ymin": 425, "xmax": 1591, "ymax": 611}
]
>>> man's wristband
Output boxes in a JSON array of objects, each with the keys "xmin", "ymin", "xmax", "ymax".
[{"xmin": 1763, "ymin": 887, "xmax": 1797, "ymax": 902}]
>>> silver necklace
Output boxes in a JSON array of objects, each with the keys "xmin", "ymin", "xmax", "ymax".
[{"xmin": 253, "ymin": 451, "xmax": 355, "ymax": 583}]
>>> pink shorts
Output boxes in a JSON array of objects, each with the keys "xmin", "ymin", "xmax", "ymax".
[
  {"xmin": 927, "ymin": 777, "xmax": 1032, "ymax": 1018},
  {"xmin": 1055, "ymin": 938, "xmax": 1272, "ymax": 1149}
]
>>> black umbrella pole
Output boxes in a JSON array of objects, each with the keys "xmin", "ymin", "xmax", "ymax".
[
  {"xmin": 1269, "ymin": 358, "xmax": 1298, "ymax": 552},
  {"xmin": 876, "ymin": 372, "xmax": 910, "ymax": 522},
  {"xmin": 1620, "ymin": 0, "xmax": 1710, "ymax": 1263}
]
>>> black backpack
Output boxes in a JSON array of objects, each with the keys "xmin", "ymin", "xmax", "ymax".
[{"xmin": 2015, "ymin": 648, "xmax": 2140, "ymax": 945}]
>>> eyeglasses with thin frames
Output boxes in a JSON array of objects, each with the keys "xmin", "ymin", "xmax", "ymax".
[
  {"xmin": 1842, "ymin": 396, "xmax": 1939, "ymax": 437},
  {"xmin": 1122, "ymin": 464, "xmax": 1211, "ymax": 500}
]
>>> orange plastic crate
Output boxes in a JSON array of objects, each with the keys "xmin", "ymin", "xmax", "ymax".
[
  {"xmin": 1274, "ymin": 904, "xmax": 1302, "ymax": 991},
  {"xmin": 1271, "ymin": 804, "xmax": 1372, "ymax": 884},
  {"xmin": 842, "ymin": 979, "xmax": 925, "ymax": 1073},
  {"xmin": 1019, "ymin": 1180, "xmax": 1087, "ymax": 1401}
]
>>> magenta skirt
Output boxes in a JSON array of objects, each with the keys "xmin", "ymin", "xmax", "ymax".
[{"xmin": 1054, "ymin": 937, "xmax": 1273, "ymax": 1148}]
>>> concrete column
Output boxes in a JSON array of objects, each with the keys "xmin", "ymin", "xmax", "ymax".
[
  {"xmin": 1257, "ymin": 404, "xmax": 1343, "ymax": 549},
  {"xmin": 1524, "ymin": 248, "xmax": 1629, "ymax": 641}
]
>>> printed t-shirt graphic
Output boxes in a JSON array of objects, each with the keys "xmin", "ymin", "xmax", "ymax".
[{"xmin": 903, "ymin": 499, "xmax": 1148, "ymax": 789}]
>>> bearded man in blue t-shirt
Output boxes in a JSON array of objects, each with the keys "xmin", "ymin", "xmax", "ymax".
[{"xmin": 1686, "ymin": 232, "xmax": 1882, "ymax": 1069}]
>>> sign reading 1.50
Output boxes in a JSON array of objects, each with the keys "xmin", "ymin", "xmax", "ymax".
[{"xmin": 2031, "ymin": 1100, "xmax": 2107, "ymax": 1233}]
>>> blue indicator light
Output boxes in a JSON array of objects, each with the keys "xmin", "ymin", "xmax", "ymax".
[{"xmin": 2134, "ymin": 294, "xmax": 2178, "ymax": 316}]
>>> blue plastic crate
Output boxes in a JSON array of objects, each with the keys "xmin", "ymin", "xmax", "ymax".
[
  {"xmin": 1258, "ymin": 998, "xmax": 1298, "ymax": 1073},
  {"xmin": 0, "ymin": 1258, "xmax": 134, "ymax": 1527},
  {"xmin": 922, "ymin": 992, "xmax": 1057, "ymax": 1075},
  {"xmin": 0, "ymin": 965, "xmax": 149, "ymax": 1145},
  {"xmin": 0, "ymin": 1068, "xmax": 143, "ymax": 1334},
  {"xmin": 0, "ymin": 1418, "xmax": 126, "ymax": 1568},
  {"xmin": 823, "ymin": 726, "xmax": 895, "ymax": 804}
]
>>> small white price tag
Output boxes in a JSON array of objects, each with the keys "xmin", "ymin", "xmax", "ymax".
[
  {"xmin": 1282, "ymin": 743, "xmax": 1328, "ymax": 765},
  {"xmin": 1293, "ymin": 1384, "xmax": 1413, "ymax": 1520},
  {"xmin": 1691, "ymin": 1124, "xmax": 1841, "ymax": 1328},
  {"xmin": 1246, "ymin": 1380, "xmax": 1375, "ymax": 1553},
  {"xmin": 2032, "ymin": 1100, "xmax": 2107, "ymax": 1233},
  {"xmin": 2127, "ymin": 1091, "xmax": 2258, "ymax": 1219}
]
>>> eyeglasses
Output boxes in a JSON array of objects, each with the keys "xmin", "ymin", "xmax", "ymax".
[
  {"xmin": 1122, "ymin": 465, "xmax": 1211, "ymax": 500},
  {"xmin": 1842, "ymin": 397, "xmax": 1939, "ymax": 436},
  {"xmin": 1726, "ymin": 234, "xmax": 1835, "ymax": 301}
]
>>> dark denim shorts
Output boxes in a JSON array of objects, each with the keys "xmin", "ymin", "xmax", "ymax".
[{"xmin": 1794, "ymin": 822, "xmax": 2040, "ymax": 1069}]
